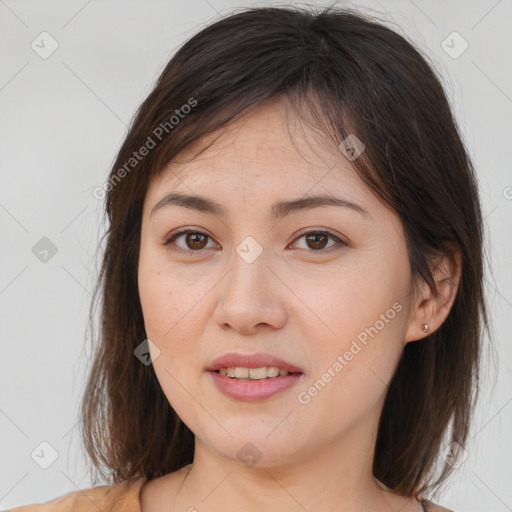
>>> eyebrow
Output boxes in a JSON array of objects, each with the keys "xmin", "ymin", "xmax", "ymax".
[{"xmin": 150, "ymin": 192, "xmax": 371, "ymax": 220}]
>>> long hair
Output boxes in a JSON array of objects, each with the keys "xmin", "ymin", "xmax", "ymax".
[{"xmin": 79, "ymin": 5, "xmax": 490, "ymax": 500}]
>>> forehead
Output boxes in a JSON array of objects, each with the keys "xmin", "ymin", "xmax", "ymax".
[{"xmin": 149, "ymin": 99, "xmax": 368, "ymax": 201}]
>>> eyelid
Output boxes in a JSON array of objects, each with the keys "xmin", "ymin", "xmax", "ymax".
[{"xmin": 292, "ymin": 227, "xmax": 346, "ymax": 244}]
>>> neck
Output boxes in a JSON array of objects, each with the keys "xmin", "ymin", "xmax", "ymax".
[{"xmin": 171, "ymin": 431, "xmax": 421, "ymax": 512}]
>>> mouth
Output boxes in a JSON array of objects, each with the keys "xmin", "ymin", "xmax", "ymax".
[
  {"xmin": 212, "ymin": 366, "xmax": 303, "ymax": 380},
  {"xmin": 206, "ymin": 352, "xmax": 305, "ymax": 376},
  {"xmin": 205, "ymin": 352, "xmax": 304, "ymax": 401}
]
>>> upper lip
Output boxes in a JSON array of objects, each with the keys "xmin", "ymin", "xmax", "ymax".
[{"xmin": 206, "ymin": 352, "xmax": 304, "ymax": 373}]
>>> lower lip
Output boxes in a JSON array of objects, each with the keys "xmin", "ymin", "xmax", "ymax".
[{"xmin": 208, "ymin": 371, "xmax": 303, "ymax": 401}]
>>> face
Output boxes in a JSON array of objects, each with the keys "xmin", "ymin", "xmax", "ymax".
[{"xmin": 138, "ymin": 97, "xmax": 417, "ymax": 468}]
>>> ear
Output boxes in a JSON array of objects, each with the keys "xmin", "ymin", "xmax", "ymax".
[{"xmin": 404, "ymin": 245, "xmax": 462, "ymax": 343}]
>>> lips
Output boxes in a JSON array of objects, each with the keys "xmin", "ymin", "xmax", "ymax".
[{"xmin": 206, "ymin": 352, "xmax": 304, "ymax": 374}]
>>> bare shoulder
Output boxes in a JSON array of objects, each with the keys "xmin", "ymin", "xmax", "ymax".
[
  {"xmin": 5, "ymin": 478, "xmax": 145, "ymax": 512},
  {"xmin": 139, "ymin": 465, "xmax": 192, "ymax": 511},
  {"xmin": 424, "ymin": 499, "xmax": 455, "ymax": 512}
]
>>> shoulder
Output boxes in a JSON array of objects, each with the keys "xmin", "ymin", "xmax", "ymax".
[
  {"xmin": 424, "ymin": 498, "xmax": 455, "ymax": 512},
  {"xmin": 5, "ymin": 477, "xmax": 146, "ymax": 512}
]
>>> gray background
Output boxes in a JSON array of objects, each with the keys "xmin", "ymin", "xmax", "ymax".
[{"xmin": 0, "ymin": 0, "xmax": 511, "ymax": 510}]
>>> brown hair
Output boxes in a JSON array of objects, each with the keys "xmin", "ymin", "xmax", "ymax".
[{"xmin": 80, "ymin": 4, "xmax": 490, "ymax": 500}]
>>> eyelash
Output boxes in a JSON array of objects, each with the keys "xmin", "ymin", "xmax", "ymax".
[{"xmin": 164, "ymin": 227, "xmax": 347, "ymax": 255}]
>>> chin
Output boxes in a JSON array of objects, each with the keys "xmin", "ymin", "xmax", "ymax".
[{"xmin": 201, "ymin": 431, "xmax": 304, "ymax": 469}]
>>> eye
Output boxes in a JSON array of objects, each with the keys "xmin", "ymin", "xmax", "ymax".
[
  {"xmin": 165, "ymin": 228, "xmax": 217, "ymax": 252},
  {"xmin": 164, "ymin": 228, "xmax": 347, "ymax": 254},
  {"xmin": 290, "ymin": 229, "xmax": 347, "ymax": 253}
]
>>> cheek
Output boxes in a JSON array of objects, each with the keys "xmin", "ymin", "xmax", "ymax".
[
  {"xmin": 138, "ymin": 254, "xmax": 168, "ymax": 340},
  {"xmin": 292, "ymin": 259, "xmax": 407, "ymax": 348},
  {"xmin": 138, "ymin": 246, "xmax": 198, "ymax": 341},
  {"xmin": 295, "ymin": 319, "xmax": 405, "ymax": 441},
  {"xmin": 292, "ymin": 260, "xmax": 408, "ymax": 421},
  {"xmin": 138, "ymin": 248, "xmax": 208, "ymax": 378},
  {"xmin": 138, "ymin": 256, "xmax": 206, "ymax": 422}
]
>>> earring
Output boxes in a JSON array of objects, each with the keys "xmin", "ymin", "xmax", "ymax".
[{"xmin": 421, "ymin": 323, "xmax": 430, "ymax": 333}]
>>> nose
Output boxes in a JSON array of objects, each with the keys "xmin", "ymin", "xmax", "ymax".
[{"xmin": 212, "ymin": 239, "xmax": 287, "ymax": 335}]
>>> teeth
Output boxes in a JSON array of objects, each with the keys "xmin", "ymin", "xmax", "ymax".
[
  {"xmin": 218, "ymin": 366, "xmax": 291, "ymax": 379},
  {"xmin": 235, "ymin": 367, "xmax": 249, "ymax": 378},
  {"xmin": 267, "ymin": 367, "xmax": 280, "ymax": 378}
]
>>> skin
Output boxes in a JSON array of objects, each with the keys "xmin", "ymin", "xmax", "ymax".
[{"xmin": 137, "ymin": 96, "xmax": 460, "ymax": 512}]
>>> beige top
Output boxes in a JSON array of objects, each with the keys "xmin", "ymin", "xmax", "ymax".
[{"xmin": 5, "ymin": 477, "xmax": 454, "ymax": 511}]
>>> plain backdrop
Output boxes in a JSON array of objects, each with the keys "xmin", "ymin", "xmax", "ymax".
[{"xmin": 0, "ymin": 0, "xmax": 511, "ymax": 510}]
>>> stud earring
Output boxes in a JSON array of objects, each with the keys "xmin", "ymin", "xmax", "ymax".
[{"xmin": 421, "ymin": 323, "xmax": 430, "ymax": 333}]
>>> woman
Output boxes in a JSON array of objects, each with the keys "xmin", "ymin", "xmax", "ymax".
[{"xmin": 10, "ymin": 5, "xmax": 488, "ymax": 511}]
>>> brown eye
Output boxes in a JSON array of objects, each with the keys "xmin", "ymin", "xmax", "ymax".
[
  {"xmin": 183, "ymin": 232, "xmax": 208, "ymax": 250},
  {"xmin": 165, "ymin": 229, "xmax": 214, "ymax": 252},
  {"xmin": 304, "ymin": 233, "xmax": 329, "ymax": 250},
  {"xmin": 292, "ymin": 230, "xmax": 346, "ymax": 253}
]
